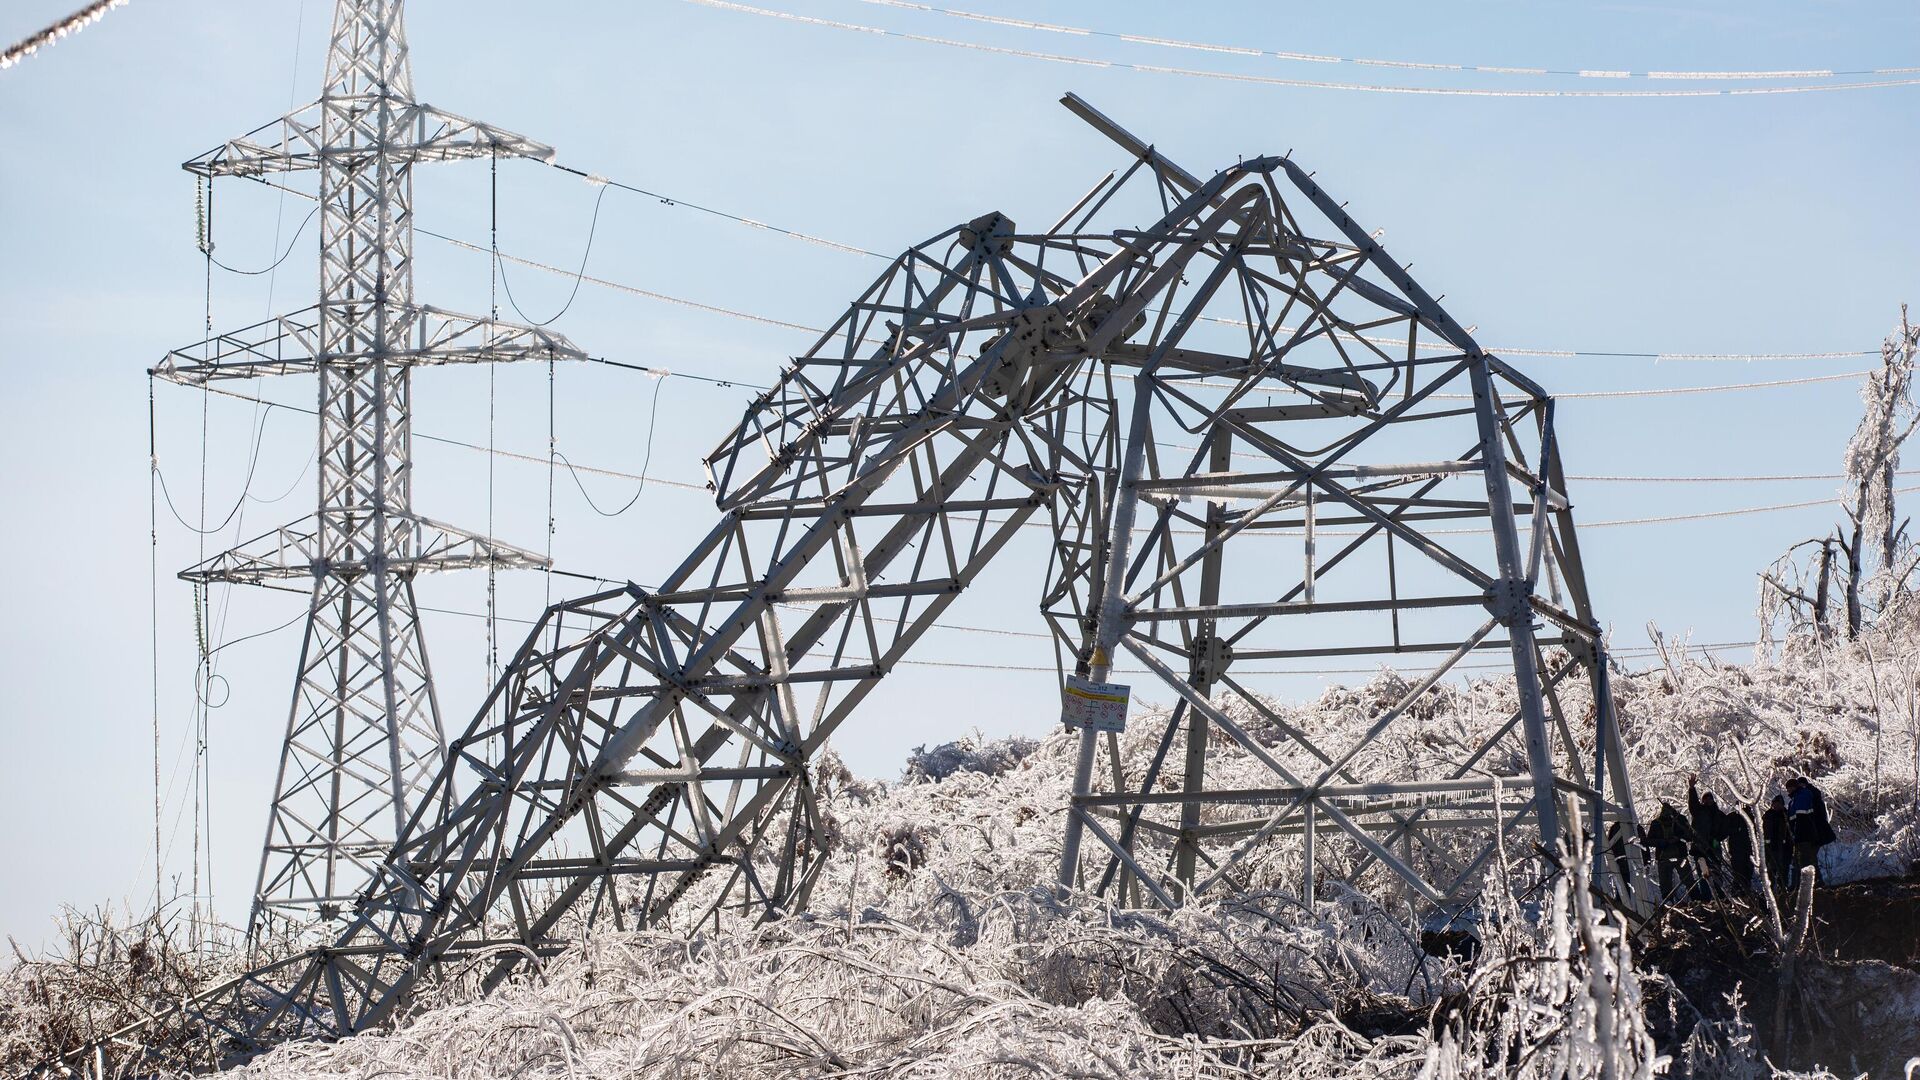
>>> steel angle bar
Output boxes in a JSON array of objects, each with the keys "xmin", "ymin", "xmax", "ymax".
[
  {"xmin": 1117, "ymin": 637, "xmax": 1445, "ymax": 903},
  {"xmin": 1126, "ymin": 593, "xmax": 1487, "ymax": 624},
  {"xmin": 1071, "ymin": 808, "xmax": 1181, "ymax": 910},
  {"xmin": 1076, "ymin": 774, "xmax": 1542, "ymax": 806},
  {"xmin": 1121, "ymin": 362, "xmax": 1484, "ymax": 609}
]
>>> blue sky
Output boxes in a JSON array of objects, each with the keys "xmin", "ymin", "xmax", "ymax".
[{"xmin": 1, "ymin": 0, "xmax": 1916, "ymax": 944}]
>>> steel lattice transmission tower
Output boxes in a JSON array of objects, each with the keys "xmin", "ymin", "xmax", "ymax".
[
  {"xmin": 85, "ymin": 96, "xmax": 1641, "ymax": 1068},
  {"xmin": 153, "ymin": 0, "xmax": 583, "ymax": 934}
]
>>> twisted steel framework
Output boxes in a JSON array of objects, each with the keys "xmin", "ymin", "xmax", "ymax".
[
  {"xmin": 101, "ymin": 79, "xmax": 1639, "ymax": 1066},
  {"xmin": 153, "ymin": 0, "xmax": 583, "ymax": 935}
]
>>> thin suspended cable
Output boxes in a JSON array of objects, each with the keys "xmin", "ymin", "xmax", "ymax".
[
  {"xmin": 1542, "ymin": 369, "xmax": 1872, "ymax": 399},
  {"xmin": 151, "ymin": 404, "xmax": 281, "ymax": 534},
  {"xmin": 234, "ymin": 169, "xmax": 1868, "ymax": 366},
  {"xmin": 199, "ymin": 607, "xmax": 309, "ymax": 660},
  {"xmin": 495, "ymin": 179, "xmax": 611, "ymax": 327},
  {"xmin": 420, "ymin": 227, "xmax": 1876, "ymax": 367},
  {"xmin": 181, "ymin": 378, "xmax": 1912, "ymax": 497},
  {"xmin": 586, "ymin": 354, "xmax": 767, "ymax": 390},
  {"xmin": 487, "ymin": 149, "xmax": 501, "ymax": 686},
  {"xmin": 1564, "ymin": 484, "xmax": 1920, "ymax": 531},
  {"xmin": 208, "ymin": 203, "xmax": 320, "ymax": 277},
  {"xmin": 148, "ymin": 375, "xmax": 163, "ymax": 912},
  {"xmin": 544, "ymin": 162, "xmax": 883, "ymax": 257},
  {"xmin": 425, "ymin": 226, "xmax": 826, "ymax": 337},
  {"xmin": 190, "ymin": 380, "xmax": 716, "ymax": 490},
  {"xmin": 411, "ymin": 597, "xmax": 1755, "ymax": 675},
  {"xmin": 859, "ymin": 0, "xmax": 1920, "ymax": 84},
  {"xmin": 192, "ymin": 212, "xmax": 214, "ymax": 941},
  {"xmin": 262, "ymin": 0, "xmax": 308, "ymax": 322},
  {"xmin": 685, "ymin": 0, "xmax": 1920, "ymax": 98},
  {"xmin": 545, "ymin": 351, "xmax": 557, "ymax": 607},
  {"xmin": 558, "ymin": 374, "xmax": 667, "ymax": 517},
  {"xmin": 1572, "ymin": 470, "xmax": 1920, "ymax": 483}
]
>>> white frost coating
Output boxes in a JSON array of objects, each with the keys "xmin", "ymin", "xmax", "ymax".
[{"xmin": 7, "ymin": 620, "xmax": 1917, "ymax": 1076}]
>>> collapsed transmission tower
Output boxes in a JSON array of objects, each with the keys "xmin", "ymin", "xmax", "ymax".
[
  {"xmin": 152, "ymin": 0, "xmax": 583, "ymax": 934},
  {"xmin": 95, "ymin": 94, "xmax": 1636, "ymax": 1066}
]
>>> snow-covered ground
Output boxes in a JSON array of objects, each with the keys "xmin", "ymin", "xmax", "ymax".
[
  {"xmin": 226, "ymin": 623, "xmax": 1920, "ymax": 1077},
  {"xmin": 6, "ymin": 620, "xmax": 1917, "ymax": 1078}
]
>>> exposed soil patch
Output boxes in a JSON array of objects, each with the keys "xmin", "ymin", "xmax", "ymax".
[
  {"xmin": 1807, "ymin": 873, "xmax": 1920, "ymax": 970},
  {"xmin": 1637, "ymin": 878, "xmax": 1920, "ymax": 1078}
]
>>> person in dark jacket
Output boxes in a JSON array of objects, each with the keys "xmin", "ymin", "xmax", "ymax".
[
  {"xmin": 1785, "ymin": 775, "xmax": 1837, "ymax": 887},
  {"xmin": 1687, "ymin": 776, "xmax": 1727, "ymax": 897},
  {"xmin": 1721, "ymin": 801, "xmax": 1756, "ymax": 894},
  {"xmin": 1762, "ymin": 794, "xmax": 1793, "ymax": 893},
  {"xmin": 1646, "ymin": 801, "xmax": 1693, "ymax": 901}
]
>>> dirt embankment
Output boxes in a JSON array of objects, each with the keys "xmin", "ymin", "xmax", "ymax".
[
  {"xmin": 1809, "ymin": 875, "xmax": 1920, "ymax": 969},
  {"xmin": 1639, "ymin": 874, "xmax": 1920, "ymax": 1078}
]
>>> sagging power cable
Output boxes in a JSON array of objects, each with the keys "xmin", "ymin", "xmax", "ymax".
[
  {"xmin": 420, "ymin": 228, "xmax": 1877, "ymax": 368},
  {"xmin": 494, "ymin": 179, "xmax": 611, "ymax": 327},
  {"xmin": 222, "ymin": 168, "xmax": 1873, "ymax": 366}
]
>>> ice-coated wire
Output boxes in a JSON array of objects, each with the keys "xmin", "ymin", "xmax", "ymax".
[
  {"xmin": 419, "ymin": 229, "xmax": 1876, "ymax": 367},
  {"xmin": 686, "ymin": 0, "xmax": 1920, "ymax": 98},
  {"xmin": 0, "ymin": 0, "xmax": 130, "ymax": 70},
  {"xmin": 243, "ymin": 170, "xmax": 1868, "ymax": 366},
  {"xmin": 859, "ymin": 0, "xmax": 1920, "ymax": 83}
]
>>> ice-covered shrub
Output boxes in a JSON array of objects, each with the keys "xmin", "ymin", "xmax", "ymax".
[{"xmin": 903, "ymin": 732, "xmax": 1040, "ymax": 783}]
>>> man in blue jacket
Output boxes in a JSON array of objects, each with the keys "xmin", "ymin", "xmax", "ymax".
[{"xmin": 1785, "ymin": 775, "xmax": 1837, "ymax": 888}]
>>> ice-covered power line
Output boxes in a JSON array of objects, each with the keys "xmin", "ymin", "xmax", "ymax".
[
  {"xmin": 186, "ymin": 378, "xmax": 1916, "ymax": 502},
  {"xmin": 1, "ymin": 0, "xmax": 130, "ymax": 70},
  {"xmin": 685, "ymin": 0, "xmax": 1920, "ymax": 97},
  {"xmin": 858, "ymin": 0, "xmax": 1920, "ymax": 84},
  {"xmin": 1440, "ymin": 369, "xmax": 1874, "ymax": 399},
  {"xmin": 421, "ymin": 228, "xmax": 824, "ymax": 337},
  {"xmin": 543, "ymin": 163, "xmax": 885, "ymax": 257},
  {"xmin": 233, "ymin": 170, "xmax": 1872, "ymax": 365},
  {"xmin": 421, "ymin": 230, "xmax": 1878, "ymax": 367},
  {"xmin": 385, "ymin": 596, "xmax": 1761, "ymax": 676}
]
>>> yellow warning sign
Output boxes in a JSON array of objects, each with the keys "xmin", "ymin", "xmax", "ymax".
[{"xmin": 1062, "ymin": 675, "xmax": 1130, "ymax": 732}]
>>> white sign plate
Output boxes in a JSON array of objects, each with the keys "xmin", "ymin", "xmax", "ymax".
[{"xmin": 1062, "ymin": 676, "xmax": 1130, "ymax": 733}]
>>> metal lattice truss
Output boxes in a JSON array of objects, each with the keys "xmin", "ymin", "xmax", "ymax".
[
  {"xmin": 159, "ymin": 0, "xmax": 581, "ymax": 933},
  {"xmin": 134, "ymin": 94, "xmax": 1636, "ymax": 1060},
  {"xmin": 181, "ymin": 100, "xmax": 552, "ymax": 179},
  {"xmin": 153, "ymin": 303, "xmax": 579, "ymax": 384},
  {"xmin": 1041, "ymin": 99, "xmax": 1637, "ymax": 912},
  {"xmin": 179, "ymin": 513, "xmax": 546, "ymax": 586}
]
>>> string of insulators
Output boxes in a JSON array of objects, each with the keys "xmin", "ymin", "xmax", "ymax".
[{"xmin": 194, "ymin": 176, "xmax": 214, "ymax": 256}]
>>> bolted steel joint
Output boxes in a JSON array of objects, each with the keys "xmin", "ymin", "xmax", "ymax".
[
  {"xmin": 1562, "ymin": 636, "xmax": 1600, "ymax": 668},
  {"xmin": 1189, "ymin": 632, "xmax": 1234, "ymax": 686},
  {"xmin": 958, "ymin": 210, "xmax": 1015, "ymax": 251},
  {"xmin": 1484, "ymin": 576, "xmax": 1534, "ymax": 624}
]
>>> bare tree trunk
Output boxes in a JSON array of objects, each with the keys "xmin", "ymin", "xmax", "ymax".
[
  {"xmin": 1813, "ymin": 537, "xmax": 1835, "ymax": 631},
  {"xmin": 1846, "ymin": 507, "xmax": 1867, "ymax": 639}
]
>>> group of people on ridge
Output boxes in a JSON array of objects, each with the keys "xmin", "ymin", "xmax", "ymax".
[{"xmin": 1640, "ymin": 774, "xmax": 1836, "ymax": 902}]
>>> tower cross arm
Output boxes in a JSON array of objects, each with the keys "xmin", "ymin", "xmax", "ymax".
[
  {"xmin": 179, "ymin": 513, "xmax": 549, "ymax": 586},
  {"xmin": 152, "ymin": 305, "xmax": 585, "ymax": 385},
  {"xmin": 182, "ymin": 98, "xmax": 553, "ymax": 178}
]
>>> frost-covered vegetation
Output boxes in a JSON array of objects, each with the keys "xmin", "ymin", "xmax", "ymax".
[
  {"xmin": 7, "ymin": 313, "xmax": 1919, "ymax": 1077},
  {"xmin": 6, "ymin": 618, "xmax": 1916, "ymax": 1078},
  {"xmin": 212, "ymin": 616, "xmax": 1910, "ymax": 1079}
]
